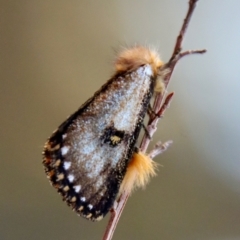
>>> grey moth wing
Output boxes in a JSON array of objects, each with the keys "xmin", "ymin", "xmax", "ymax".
[{"xmin": 43, "ymin": 64, "xmax": 156, "ymax": 221}]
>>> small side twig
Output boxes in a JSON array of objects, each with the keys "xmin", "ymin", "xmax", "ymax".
[
  {"xmin": 148, "ymin": 140, "xmax": 173, "ymax": 159},
  {"xmin": 157, "ymin": 92, "xmax": 174, "ymax": 117},
  {"xmin": 102, "ymin": 1, "xmax": 205, "ymax": 239}
]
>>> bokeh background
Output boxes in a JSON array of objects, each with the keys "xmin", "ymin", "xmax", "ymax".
[{"xmin": 1, "ymin": 0, "xmax": 240, "ymax": 239}]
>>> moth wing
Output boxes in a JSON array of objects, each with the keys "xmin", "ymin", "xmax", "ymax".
[{"xmin": 43, "ymin": 65, "xmax": 155, "ymax": 221}]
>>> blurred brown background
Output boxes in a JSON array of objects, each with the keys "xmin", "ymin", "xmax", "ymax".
[{"xmin": 1, "ymin": 0, "xmax": 240, "ymax": 239}]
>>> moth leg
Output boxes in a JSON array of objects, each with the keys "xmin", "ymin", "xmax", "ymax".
[
  {"xmin": 141, "ymin": 123, "xmax": 151, "ymax": 139},
  {"xmin": 134, "ymin": 146, "xmax": 140, "ymax": 153},
  {"xmin": 147, "ymin": 104, "xmax": 158, "ymax": 119}
]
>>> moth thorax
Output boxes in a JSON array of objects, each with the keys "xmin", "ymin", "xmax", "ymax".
[{"xmin": 115, "ymin": 46, "xmax": 163, "ymax": 77}]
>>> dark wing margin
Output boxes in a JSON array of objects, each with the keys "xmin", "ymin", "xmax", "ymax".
[{"xmin": 43, "ymin": 65, "xmax": 156, "ymax": 221}]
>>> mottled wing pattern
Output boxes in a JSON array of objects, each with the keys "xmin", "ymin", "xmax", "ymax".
[{"xmin": 43, "ymin": 65, "xmax": 155, "ymax": 221}]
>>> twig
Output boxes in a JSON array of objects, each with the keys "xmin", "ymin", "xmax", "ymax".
[
  {"xmin": 140, "ymin": 0, "xmax": 206, "ymax": 153},
  {"xmin": 171, "ymin": 0, "xmax": 199, "ymax": 59},
  {"xmin": 179, "ymin": 49, "xmax": 207, "ymax": 59},
  {"xmin": 157, "ymin": 92, "xmax": 174, "ymax": 116},
  {"xmin": 102, "ymin": 1, "xmax": 205, "ymax": 239},
  {"xmin": 148, "ymin": 140, "xmax": 173, "ymax": 159},
  {"xmin": 102, "ymin": 192, "xmax": 129, "ymax": 240}
]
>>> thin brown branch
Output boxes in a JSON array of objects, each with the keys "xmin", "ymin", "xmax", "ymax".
[
  {"xmin": 147, "ymin": 0, "xmax": 201, "ymax": 127},
  {"xmin": 102, "ymin": 192, "xmax": 129, "ymax": 240},
  {"xmin": 171, "ymin": 0, "xmax": 199, "ymax": 60},
  {"xmin": 140, "ymin": 0, "xmax": 206, "ymax": 152},
  {"xmin": 102, "ymin": 1, "xmax": 203, "ymax": 239}
]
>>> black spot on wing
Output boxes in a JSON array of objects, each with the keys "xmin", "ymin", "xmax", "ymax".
[{"xmin": 100, "ymin": 123, "xmax": 129, "ymax": 147}]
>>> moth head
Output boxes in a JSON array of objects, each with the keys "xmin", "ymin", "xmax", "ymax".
[
  {"xmin": 115, "ymin": 46, "xmax": 163, "ymax": 77},
  {"xmin": 115, "ymin": 46, "xmax": 165, "ymax": 93}
]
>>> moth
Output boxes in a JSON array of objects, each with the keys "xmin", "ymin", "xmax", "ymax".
[{"xmin": 43, "ymin": 46, "xmax": 165, "ymax": 221}]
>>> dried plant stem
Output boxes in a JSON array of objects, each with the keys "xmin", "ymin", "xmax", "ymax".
[
  {"xmin": 148, "ymin": 140, "xmax": 173, "ymax": 159},
  {"xmin": 171, "ymin": 0, "xmax": 199, "ymax": 58},
  {"xmin": 102, "ymin": 1, "xmax": 205, "ymax": 239},
  {"xmin": 102, "ymin": 192, "xmax": 129, "ymax": 240}
]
